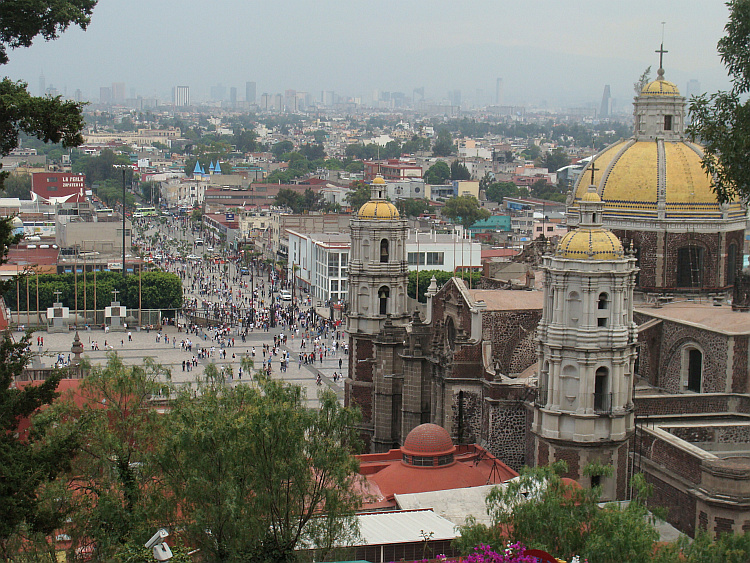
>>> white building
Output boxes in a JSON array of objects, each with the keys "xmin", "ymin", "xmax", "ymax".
[
  {"xmin": 406, "ymin": 229, "xmax": 481, "ymax": 273},
  {"xmin": 287, "ymin": 230, "xmax": 350, "ymax": 307}
]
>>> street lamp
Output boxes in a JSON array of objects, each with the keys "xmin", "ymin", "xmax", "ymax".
[{"xmin": 113, "ymin": 164, "xmax": 129, "ymax": 279}]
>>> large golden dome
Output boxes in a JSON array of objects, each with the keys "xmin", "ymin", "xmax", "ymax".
[
  {"xmin": 556, "ymin": 228, "xmax": 624, "ymax": 261},
  {"xmin": 570, "ymin": 140, "xmax": 744, "ymax": 222},
  {"xmin": 358, "ymin": 200, "xmax": 400, "ymax": 220}
]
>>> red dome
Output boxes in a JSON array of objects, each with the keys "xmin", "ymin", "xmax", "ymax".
[{"xmin": 402, "ymin": 424, "xmax": 456, "ymax": 456}]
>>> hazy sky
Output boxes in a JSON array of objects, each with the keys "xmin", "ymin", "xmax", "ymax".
[{"xmin": 1, "ymin": 0, "xmax": 735, "ymax": 108}]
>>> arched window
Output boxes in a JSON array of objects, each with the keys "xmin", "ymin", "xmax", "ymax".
[
  {"xmin": 686, "ymin": 348, "xmax": 703, "ymax": 392},
  {"xmin": 446, "ymin": 316, "xmax": 456, "ymax": 349},
  {"xmin": 728, "ymin": 243, "xmax": 738, "ymax": 286},
  {"xmin": 594, "ymin": 367, "xmax": 609, "ymax": 412},
  {"xmin": 378, "ymin": 286, "xmax": 390, "ymax": 315},
  {"xmin": 598, "ymin": 293, "xmax": 609, "ymax": 309},
  {"xmin": 380, "ymin": 239, "xmax": 389, "ymax": 263},
  {"xmin": 567, "ymin": 291, "xmax": 581, "ymax": 325},
  {"xmin": 677, "ymin": 246, "xmax": 704, "ymax": 288}
]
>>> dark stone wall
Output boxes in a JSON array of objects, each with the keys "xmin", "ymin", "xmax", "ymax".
[
  {"xmin": 733, "ymin": 336, "xmax": 749, "ymax": 393},
  {"xmin": 615, "ymin": 230, "xmax": 657, "ymax": 289},
  {"xmin": 481, "ymin": 309, "xmax": 542, "ymax": 376},
  {"xmin": 484, "ymin": 399, "xmax": 528, "ymax": 471},
  {"xmin": 645, "ymin": 471, "xmax": 697, "ymax": 537},
  {"xmin": 663, "ymin": 231, "xmax": 720, "ymax": 289},
  {"xmin": 659, "ymin": 320, "xmax": 729, "ymax": 393},
  {"xmin": 635, "ymin": 311, "xmax": 663, "ymax": 387}
]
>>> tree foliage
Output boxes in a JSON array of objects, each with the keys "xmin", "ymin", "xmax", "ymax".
[
  {"xmin": 455, "ymin": 463, "xmax": 661, "ymax": 563},
  {"xmin": 424, "ymin": 160, "xmax": 451, "ymax": 185},
  {"xmin": 5, "ymin": 270, "xmax": 183, "ymax": 312},
  {"xmin": 408, "ymin": 270, "xmax": 480, "ymax": 302},
  {"xmin": 540, "ymin": 147, "xmax": 571, "ymax": 173},
  {"xmin": 345, "ymin": 180, "xmax": 371, "ymax": 210},
  {"xmin": 432, "ymin": 128, "xmax": 454, "ymax": 156},
  {"xmin": 396, "ymin": 197, "xmax": 430, "ymax": 218},
  {"xmin": 34, "ymin": 355, "xmax": 172, "ymax": 560},
  {"xmin": 0, "ymin": 0, "xmax": 97, "ymax": 65},
  {"xmin": 442, "ymin": 195, "xmax": 490, "ymax": 228},
  {"xmin": 2, "ymin": 172, "xmax": 30, "ymax": 199},
  {"xmin": 450, "ymin": 160, "xmax": 471, "ymax": 180},
  {"xmin": 687, "ymin": 0, "xmax": 750, "ymax": 202},
  {"xmin": 0, "ymin": 334, "xmax": 79, "ymax": 558},
  {"xmin": 159, "ymin": 375, "xmax": 363, "ymax": 562},
  {"xmin": 486, "ymin": 181, "xmax": 526, "ymax": 203},
  {"xmin": 71, "ymin": 148, "xmax": 133, "ymax": 188}
]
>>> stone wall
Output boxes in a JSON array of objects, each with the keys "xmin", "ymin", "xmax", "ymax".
[
  {"xmin": 663, "ymin": 231, "xmax": 721, "ymax": 289},
  {"xmin": 658, "ymin": 320, "xmax": 728, "ymax": 393},
  {"xmin": 634, "ymin": 394, "xmax": 750, "ymax": 416},
  {"xmin": 484, "ymin": 399, "xmax": 528, "ymax": 471},
  {"xmin": 615, "ymin": 230, "xmax": 656, "ymax": 290},
  {"xmin": 481, "ymin": 309, "xmax": 541, "ymax": 376}
]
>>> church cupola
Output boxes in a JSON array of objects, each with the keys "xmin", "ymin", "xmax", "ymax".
[{"xmin": 633, "ymin": 45, "xmax": 685, "ymax": 141}]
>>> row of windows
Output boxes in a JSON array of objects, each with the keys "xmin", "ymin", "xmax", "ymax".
[{"xmin": 407, "ymin": 252, "xmax": 445, "ymax": 266}]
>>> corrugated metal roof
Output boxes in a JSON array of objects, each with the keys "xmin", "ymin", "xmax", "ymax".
[{"xmin": 354, "ymin": 509, "xmax": 457, "ymax": 546}]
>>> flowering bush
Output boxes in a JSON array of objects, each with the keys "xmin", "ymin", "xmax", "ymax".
[{"xmin": 465, "ymin": 542, "xmax": 539, "ymax": 563}]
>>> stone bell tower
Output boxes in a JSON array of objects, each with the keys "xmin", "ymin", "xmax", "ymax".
[
  {"xmin": 533, "ymin": 185, "xmax": 639, "ymax": 500},
  {"xmin": 346, "ymin": 176, "xmax": 410, "ymax": 451}
]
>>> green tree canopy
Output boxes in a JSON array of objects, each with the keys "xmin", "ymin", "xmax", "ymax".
[
  {"xmin": 486, "ymin": 181, "xmax": 525, "ymax": 203},
  {"xmin": 34, "ymin": 355, "xmax": 172, "ymax": 560},
  {"xmin": 274, "ymin": 187, "xmax": 303, "ymax": 212},
  {"xmin": 345, "ymin": 180, "xmax": 371, "ymax": 210},
  {"xmin": 271, "ymin": 140, "xmax": 294, "ymax": 160},
  {"xmin": 688, "ymin": 0, "xmax": 750, "ymax": 202},
  {"xmin": 441, "ymin": 194, "xmax": 490, "ymax": 228},
  {"xmin": 72, "ymin": 148, "xmax": 133, "ymax": 188},
  {"xmin": 424, "ymin": 160, "xmax": 451, "ymax": 184},
  {"xmin": 432, "ymin": 129, "xmax": 454, "ymax": 156},
  {"xmin": 540, "ymin": 147, "xmax": 571, "ymax": 173},
  {"xmin": 455, "ymin": 462, "xmax": 661, "ymax": 563},
  {"xmin": 396, "ymin": 197, "xmax": 430, "ymax": 218},
  {"xmin": 159, "ymin": 375, "xmax": 362, "ymax": 562},
  {"xmin": 450, "ymin": 160, "xmax": 471, "ymax": 181},
  {"xmin": 2, "ymin": 172, "xmax": 30, "ymax": 199},
  {"xmin": 0, "ymin": 334, "xmax": 79, "ymax": 556},
  {"xmin": 233, "ymin": 129, "xmax": 257, "ymax": 153}
]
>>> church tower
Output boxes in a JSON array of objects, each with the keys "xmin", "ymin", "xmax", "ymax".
[
  {"xmin": 566, "ymin": 50, "xmax": 745, "ymax": 296},
  {"xmin": 533, "ymin": 184, "xmax": 638, "ymax": 501},
  {"xmin": 346, "ymin": 176, "xmax": 410, "ymax": 451}
]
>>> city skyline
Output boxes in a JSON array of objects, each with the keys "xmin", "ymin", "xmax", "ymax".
[{"xmin": 2, "ymin": 0, "xmax": 735, "ymax": 109}]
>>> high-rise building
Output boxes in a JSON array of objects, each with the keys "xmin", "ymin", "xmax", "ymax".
[
  {"xmin": 600, "ymin": 84, "xmax": 611, "ymax": 118},
  {"xmin": 495, "ymin": 77, "xmax": 503, "ymax": 105},
  {"xmin": 260, "ymin": 93, "xmax": 271, "ymax": 111},
  {"xmin": 230, "ymin": 87, "xmax": 237, "ymax": 107},
  {"xmin": 172, "ymin": 86, "xmax": 189, "ymax": 107},
  {"xmin": 111, "ymin": 82, "xmax": 125, "ymax": 104},
  {"xmin": 74, "ymin": 89, "xmax": 83, "ymax": 103},
  {"xmin": 39, "ymin": 72, "xmax": 46, "ymax": 97},
  {"xmin": 246, "ymin": 81, "xmax": 256, "ymax": 104},
  {"xmin": 686, "ymin": 79, "xmax": 701, "ymax": 99},
  {"xmin": 100, "ymin": 87, "xmax": 112, "ymax": 105},
  {"xmin": 284, "ymin": 89, "xmax": 297, "ymax": 112},
  {"xmin": 448, "ymin": 89, "xmax": 461, "ymax": 107}
]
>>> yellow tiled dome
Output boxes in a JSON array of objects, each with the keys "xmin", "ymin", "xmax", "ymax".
[
  {"xmin": 641, "ymin": 79, "xmax": 680, "ymax": 96},
  {"xmin": 358, "ymin": 200, "xmax": 400, "ymax": 220},
  {"xmin": 571, "ymin": 140, "xmax": 742, "ymax": 220},
  {"xmin": 556, "ymin": 228, "xmax": 624, "ymax": 261},
  {"xmin": 372, "ymin": 176, "xmax": 387, "ymax": 185}
]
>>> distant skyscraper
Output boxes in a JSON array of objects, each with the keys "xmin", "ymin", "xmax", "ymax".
[
  {"xmin": 172, "ymin": 86, "xmax": 189, "ymax": 107},
  {"xmin": 260, "ymin": 93, "xmax": 270, "ymax": 111},
  {"xmin": 39, "ymin": 72, "xmax": 45, "ymax": 97},
  {"xmin": 284, "ymin": 89, "xmax": 297, "ymax": 112},
  {"xmin": 230, "ymin": 87, "xmax": 237, "ymax": 107},
  {"xmin": 686, "ymin": 79, "xmax": 701, "ymax": 99},
  {"xmin": 246, "ymin": 81, "xmax": 256, "ymax": 104},
  {"xmin": 111, "ymin": 82, "xmax": 125, "ymax": 104},
  {"xmin": 496, "ymin": 77, "xmax": 503, "ymax": 105},
  {"xmin": 74, "ymin": 89, "xmax": 83, "ymax": 103},
  {"xmin": 448, "ymin": 89, "xmax": 461, "ymax": 107},
  {"xmin": 600, "ymin": 85, "xmax": 611, "ymax": 118},
  {"xmin": 100, "ymin": 87, "xmax": 112, "ymax": 105}
]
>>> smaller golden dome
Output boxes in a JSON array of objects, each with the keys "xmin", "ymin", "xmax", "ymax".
[
  {"xmin": 358, "ymin": 200, "xmax": 400, "ymax": 220},
  {"xmin": 557, "ymin": 228, "xmax": 623, "ymax": 261},
  {"xmin": 372, "ymin": 175, "xmax": 386, "ymax": 185},
  {"xmin": 580, "ymin": 190, "xmax": 602, "ymax": 202},
  {"xmin": 641, "ymin": 79, "xmax": 680, "ymax": 96}
]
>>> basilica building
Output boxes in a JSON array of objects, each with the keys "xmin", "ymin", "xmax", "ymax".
[{"xmin": 345, "ymin": 62, "xmax": 750, "ymax": 537}]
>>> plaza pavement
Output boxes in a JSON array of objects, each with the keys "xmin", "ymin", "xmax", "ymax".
[{"xmin": 26, "ymin": 322, "xmax": 346, "ymax": 409}]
